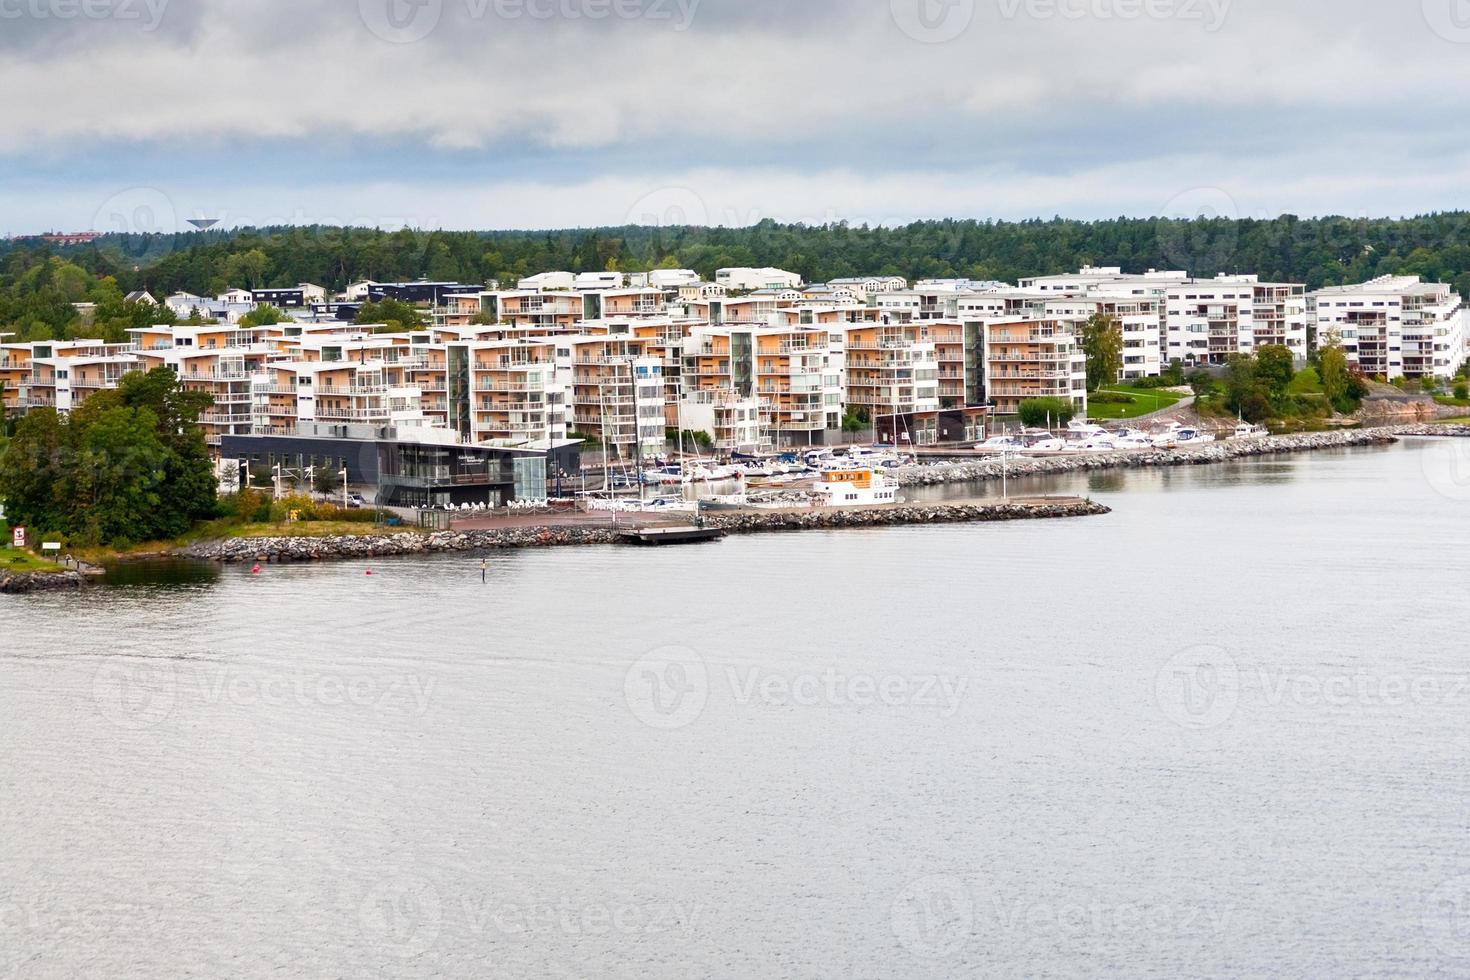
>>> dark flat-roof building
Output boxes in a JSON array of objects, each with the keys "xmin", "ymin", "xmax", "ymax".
[{"xmin": 220, "ymin": 429, "xmax": 569, "ymax": 508}]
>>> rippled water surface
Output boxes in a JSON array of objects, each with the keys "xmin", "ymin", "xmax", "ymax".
[{"xmin": 5, "ymin": 440, "xmax": 1470, "ymax": 978}]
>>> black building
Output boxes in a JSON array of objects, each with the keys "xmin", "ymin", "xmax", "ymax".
[
  {"xmin": 368, "ymin": 282, "xmax": 481, "ymax": 306},
  {"xmin": 252, "ymin": 288, "xmax": 307, "ymax": 308},
  {"xmin": 219, "ymin": 433, "xmax": 556, "ymax": 508}
]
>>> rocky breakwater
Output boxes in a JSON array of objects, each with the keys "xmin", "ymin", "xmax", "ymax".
[
  {"xmin": 1397, "ymin": 424, "xmax": 1470, "ymax": 438},
  {"xmin": 707, "ymin": 499, "xmax": 1109, "ymax": 534},
  {"xmin": 896, "ymin": 428, "xmax": 1404, "ymax": 487},
  {"xmin": 186, "ymin": 526, "xmax": 626, "ymax": 564},
  {"xmin": 0, "ymin": 568, "xmax": 83, "ymax": 594}
]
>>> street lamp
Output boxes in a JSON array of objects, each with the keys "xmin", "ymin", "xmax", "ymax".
[{"xmin": 340, "ymin": 468, "xmax": 349, "ymax": 510}]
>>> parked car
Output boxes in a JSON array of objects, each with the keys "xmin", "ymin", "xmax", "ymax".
[{"xmin": 346, "ymin": 493, "xmax": 366, "ymax": 509}]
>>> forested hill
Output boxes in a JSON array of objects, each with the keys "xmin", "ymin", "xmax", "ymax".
[{"xmin": 4, "ymin": 214, "xmax": 1470, "ymax": 342}]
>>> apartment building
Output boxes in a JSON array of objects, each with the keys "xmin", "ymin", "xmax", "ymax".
[
  {"xmin": 715, "ymin": 267, "xmax": 803, "ymax": 292},
  {"xmin": 842, "ymin": 323, "xmax": 941, "ymax": 423},
  {"xmin": 129, "ymin": 324, "xmax": 279, "ymax": 449},
  {"xmin": 980, "ymin": 318, "xmax": 1088, "ymax": 416},
  {"xmin": 1036, "ymin": 295, "xmax": 1165, "ymax": 381},
  {"xmin": 252, "ymin": 358, "xmax": 432, "ymax": 439},
  {"xmin": 10, "ymin": 341, "xmax": 140, "ymax": 414},
  {"xmin": 1164, "ymin": 276, "xmax": 1308, "ymax": 366},
  {"xmin": 827, "ymin": 276, "xmax": 908, "ymax": 302},
  {"xmin": 556, "ymin": 336, "xmax": 665, "ymax": 457},
  {"xmin": 679, "ymin": 388, "xmax": 764, "ymax": 454},
  {"xmin": 1309, "ymin": 276, "xmax": 1469, "ymax": 380},
  {"xmin": 683, "ymin": 325, "xmax": 841, "ymax": 446},
  {"xmin": 464, "ymin": 340, "xmax": 567, "ymax": 446}
]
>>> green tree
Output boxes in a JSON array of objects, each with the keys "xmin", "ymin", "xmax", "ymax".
[
  {"xmin": 1255, "ymin": 344, "xmax": 1296, "ymax": 405},
  {"xmin": 0, "ymin": 369, "xmax": 216, "ymax": 546},
  {"xmin": 1080, "ymin": 313, "xmax": 1124, "ymax": 391},
  {"xmin": 1017, "ymin": 397, "xmax": 1079, "ymax": 428},
  {"xmin": 240, "ymin": 304, "xmax": 286, "ymax": 327},
  {"xmin": 1320, "ymin": 345, "xmax": 1351, "ymax": 409},
  {"xmin": 354, "ymin": 298, "xmax": 425, "ymax": 331}
]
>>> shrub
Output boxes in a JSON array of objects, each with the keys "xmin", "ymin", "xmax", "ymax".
[
  {"xmin": 1455, "ymin": 383, "xmax": 1469, "ymax": 402},
  {"xmin": 1017, "ymin": 397, "xmax": 1079, "ymax": 428},
  {"xmin": 1089, "ymin": 392, "xmax": 1136, "ymax": 405}
]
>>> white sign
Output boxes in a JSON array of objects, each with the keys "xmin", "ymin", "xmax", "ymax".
[
  {"xmin": 11, "ymin": 526, "xmax": 24, "ymax": 548},
  {"xmin": 41, "ymin": 543, "xmax": 61, "ymax": 552}
]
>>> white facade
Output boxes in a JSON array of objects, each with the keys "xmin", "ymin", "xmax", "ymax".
[
  {"xmin": 647, "ymin": 269, "xmax": 701, "ymax": 290},
  {"xmin": 517, "ymin": 271, "xmax": 577, "ymax": 292},
  {"xmin": 1164, "ymin": 276, "xmax": 1307, "ymax": 367},
  {"xmin": 572, "ymin": 271, "xmax": 624, "ymax": 291},
  {"xmin": 715, "ymin": 267, "xmax": 803, "ymax": 291},
  {"xmin": 1309, "ymin": 276, "xmax": 1469, "ymax": 380}
]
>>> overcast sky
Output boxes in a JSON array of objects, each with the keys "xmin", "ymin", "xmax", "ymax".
[{"xmin": 3, "ymin": 0, "xmax": 1469, "ymax": 235}]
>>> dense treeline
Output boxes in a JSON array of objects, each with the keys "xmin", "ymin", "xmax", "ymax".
[
  {"xmin": 4, "ymin": 214, "xmax": 1470, "ymax": 342},
  {"xmin": 0, "ymin": 369, "xmax": 217, "ymax": 546}
]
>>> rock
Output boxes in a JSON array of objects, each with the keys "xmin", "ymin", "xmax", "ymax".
[
  {"xmin": 892, "ymin": 427, "xmax": 1406, "ymax": 488},
  {"xmin": 0, "ymin": 569, "xmax": 84, "ymax": 594}
]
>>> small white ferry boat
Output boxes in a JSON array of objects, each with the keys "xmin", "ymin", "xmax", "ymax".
[{"xmin": 812, "ymin": 465, "xmax": 901, "ymax": 507}]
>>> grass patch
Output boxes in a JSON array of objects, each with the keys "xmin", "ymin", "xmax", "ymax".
[
  {"xmin": 0, "ymin": 546, "xmax": 63, "ymax": 573},
  {"xmin": 211, "ymin": 520, "xmax": 424, "ymax": 540},
  {"xmin": 1434, "ymin": 396, "xmax": 1470, "ymax": 408},
  {"xmin": 1087, "ymin": 384, "xmax": 1186, "ymax": 420}
]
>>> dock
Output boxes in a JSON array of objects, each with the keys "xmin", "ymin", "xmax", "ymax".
[{"xmin": 618, "ymin": 526, "xmax": 728, "ymax": 547}]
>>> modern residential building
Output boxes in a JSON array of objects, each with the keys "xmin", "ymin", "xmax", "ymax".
[
  {"xmin": 1309, "ymin": 276, "xmax": 1469, "ymax": 380},
  {"xmin": 980, "ymin": 318, "xmax": 1088, "ymax": 416},
  {"xmin": 715, "ymin": 267, "xmax": 803, "ymax": 292},
  {"xmin": 556, "ymin": 336, "xmax": 665, "ymax": 457},
  {"xmin": 683, "ymin": 324, "xmax": 841, "ymax": 446},
  {"xmin": 1164, "ymin": 276, "xmax": 1308, "ymax": 366},
  {"xmin": 841, "ymin": 323, "xmax": 940, "ymax": 423}
]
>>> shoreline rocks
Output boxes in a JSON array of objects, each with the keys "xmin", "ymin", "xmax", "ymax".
[
  {"xmin": 895, "ymin": 427, "xmax": 1407, "ymax": 487},
  {"xmin": 708, "ymin": 500, "xmax": 1109, "ymax": 533},
  {"xmin": 0, "ymin": 569, "xmax": 84, "ymax": 594},
  {"xmin": 178, "ymin": 499, "xmax": 1108, "ymax": 564}
]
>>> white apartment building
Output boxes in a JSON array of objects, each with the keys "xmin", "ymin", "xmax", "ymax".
[
  {"xmin": 715, "ymin": 267, "xmax": 803, "ymax": 292},
  {"xmin": 647, "ymin": 269, "xmax": 701, "ymax": 290},
  {"xmin": 517, "ymin": 271, "xmax": 577, "ymax": 292},
  {"xmin": 826, "ymin": 276, "xmax": 908, "ymax": 302},
  {"xmin": 1164, "ymin": 276, "xmax": 1307, "ymax": 367},
  {"xmin": 1309, "ymin": 276, "xmax": 1469, "ymax": 380}
]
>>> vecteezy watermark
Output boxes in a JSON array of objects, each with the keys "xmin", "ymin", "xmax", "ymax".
[
  {"xmin": 359, "ymin": 0, "xmax": 700, "ymax": 44},
  {"xmin": 1157, "ymin": 646, "xmax": 1470, "ymax": 731},
  {"xmin": 92, "ymin": 186, "xmax": 180, "ymax": 264},
  {"xmin": 624, "ymin": 186, "xmax": 711, "ymax": 229},
  {"xmin": 891, "ymin": 875, "xmax": 975, "ymax": 959},
  {"xmin": 93, "ymin": 660, "xmax": 437, "ymax": 730},
  {"xmin": 891, "ymin": 876, "xmax": 1231, "ymax": 959},
  {"xmin": 1155, "ymin": 645, "xmax": 1240, "ymax": 731},
  {"xmin": 997, "ymin": 0, "xmax": 1229, "ymax": 31},
  {"xmin": 624, "ymin": 646, "xmax": 709, "ymax": 730},
  {"xmin": 461, "ymin": 895, "xmax": 702, "ymax": 937},
  {"xmin": 359, "ymin": 876, "xmax": 444, "ymax": 959},
  {"xmin": 357, "ymin": 877, "xmax": 701, "ymax": 959},
  {"xmin": 725, "ymin": 667, "xmax": 968, "ymax": 718},
  {"xmin": 1425, "ymin": 875, "xmax": 1470, "ymax": 959},
  {"xmin": 1157, "ymin": 186, "xmax": 1240, "ymax": 273},
  {"xmin": 1421, "ymin": 437, "xmax": 1470, "ymax": 502},
  {"xmin": 1422, "ymin": 0, "xmax": 1470, "ymax": 44},
  {"xmin": 0, "ymin": 0, "xmax": 169, "ymax": 30},
  {"xmin": 93, "ymin": 660, "xmax": 179, "ymax": 731},
  {"xmin": 890, "ymin": 0, "xmax": 976, "ymax": 43},
  {"xmin": 624, "ymin": 647, "xmax": 969, "ymax": 730}
]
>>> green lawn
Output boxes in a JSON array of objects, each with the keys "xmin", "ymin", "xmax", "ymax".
[
  {"xmin": 0, "ymin": 546, "xmax": 62, "ymax": 573},
  {"xmin": 1085, "ymin": 385, "xmax": 1187, "ymax": 421}
]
